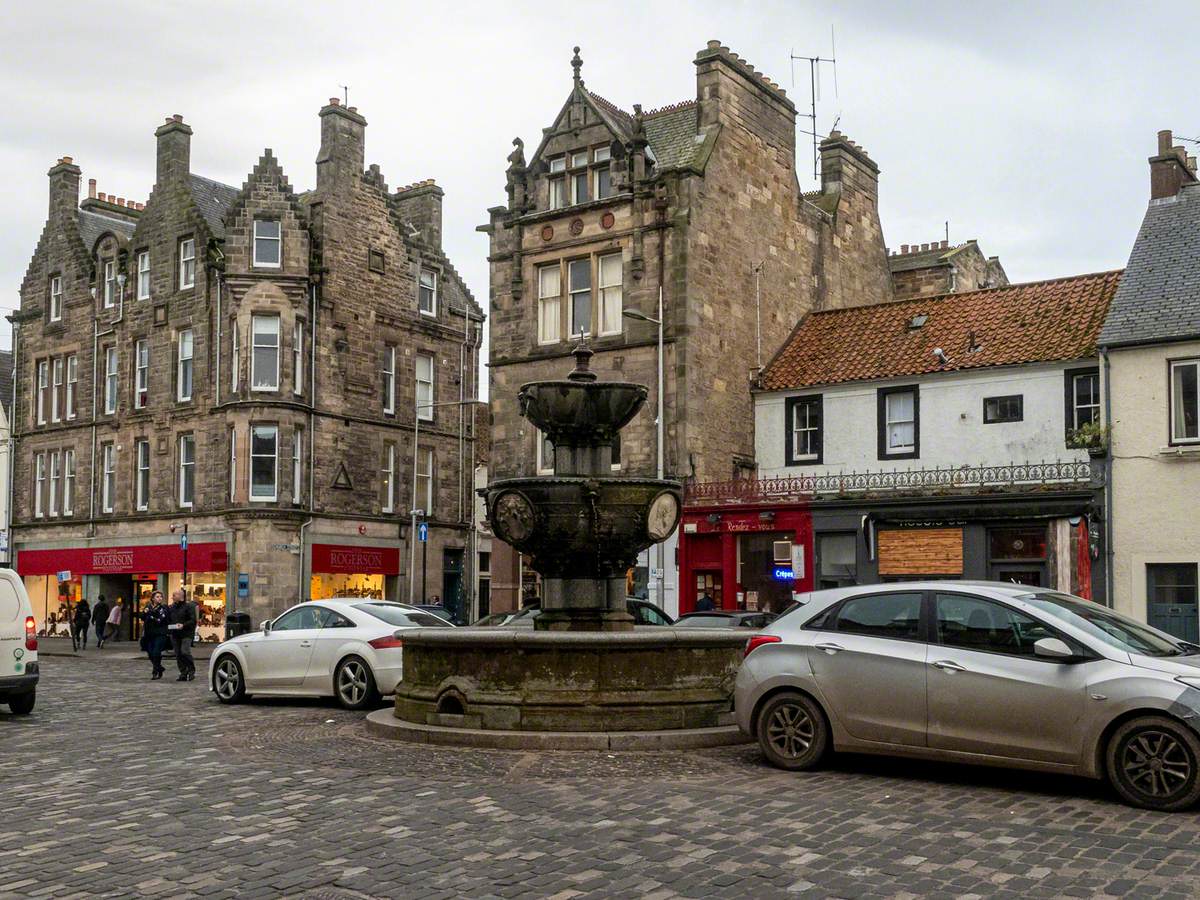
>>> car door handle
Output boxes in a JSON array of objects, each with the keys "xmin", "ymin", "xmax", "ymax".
[
  {"xmin": 299, "ymin": 640, "xmax": 313, "ymax": 648},
  {"xmin": 931, "ymin": 659, "xmax": 965, "ymax": 673},
  {"xmin": 813, "ymin": 642, "xmax": 845, "ymax": 654}
]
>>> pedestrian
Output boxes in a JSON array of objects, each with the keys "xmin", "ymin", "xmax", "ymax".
[
  {"xmin": 72, "ymin": 598, "xmax": 91, "ymax": 651},
  {"xmin": 100, "ymin": 597, "xmax": 124, "ymax": 647},
  {"xmin": 167, "ymin": 589, "xmax": 197, "ymax": 682},
  {"xmin": 142, "ymin": 590, "xmax": 170, "ymax": 680},
  {"xmin": 695, "ymin": 591, "xmax": 715, "ymax": 612},
  {"xmin": 93, "ymin": 595, "xmax": 109, "ymax": 648}
]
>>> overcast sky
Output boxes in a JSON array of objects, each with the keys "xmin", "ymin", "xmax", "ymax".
[{"xmin": 2, "ymin": 1, "xmax": 1194, "ymax": 364}]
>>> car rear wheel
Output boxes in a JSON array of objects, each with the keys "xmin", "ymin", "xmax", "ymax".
[
  {"xmin": 7, "ymin": 692, "xmax": 35, "ymax": 715},
  {"xmin": 1106, "ymin": 715, "xmax": 1200, "ymax": 811},
  {"xmin": 756, "ymin": 691, "xmax": 829, "ymax": 771},
  {"xmin": 335, "ymin": 656, "xmax": 379, "ymax": 710},
  {"xmin": 213, "ymin": 655, "xmax": 247, "ymax": 704}
]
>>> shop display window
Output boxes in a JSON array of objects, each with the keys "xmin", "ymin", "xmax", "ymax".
[{"xmin": 310, "ymin": 573, "xmax": 384, "ymax": 601}]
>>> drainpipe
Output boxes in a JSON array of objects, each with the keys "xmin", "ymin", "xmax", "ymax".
[
  {"xmin": 1101, "ymin": 348, "xmax": 1114, "ymax": 609},
  {"xmin": 297, "ymin": 282, "xmax": 317, "ymax": 605},
  {"xmin": 215, "ymin": 275, "xmax": 221, "ymax": 407}
]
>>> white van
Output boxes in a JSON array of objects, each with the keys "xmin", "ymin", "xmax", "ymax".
[{"xmin": 0, "ymin": 570, "xmax": 38, "ymax": 715}]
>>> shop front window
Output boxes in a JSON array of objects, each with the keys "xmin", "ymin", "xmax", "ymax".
[
  {"xmin": 191, "ymin": 574, "xmax": 227, "ymax": 643},
  {"xmin": 310, "ymin": 573, "xmax": 384, "ymax": 601}
]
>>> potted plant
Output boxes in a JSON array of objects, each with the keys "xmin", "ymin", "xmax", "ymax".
[{"xmin": 1067, "ymin": 421, "xmax": 1110, "ymax": 457}]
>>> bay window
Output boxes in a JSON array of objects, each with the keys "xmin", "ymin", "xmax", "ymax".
[{"xmin": 251, "ymin": 315, "xmax": 280, "ymax": 391}]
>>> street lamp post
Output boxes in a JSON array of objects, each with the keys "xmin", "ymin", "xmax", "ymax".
[
  {"xmin": 170, "ymin": 522, "xmax": 189, "ymax": 599},
  {"xmin": 623, "ymin": 288, "xmax": 666, "ymax": 610}
]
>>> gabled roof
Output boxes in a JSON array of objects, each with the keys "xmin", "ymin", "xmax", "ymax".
[
  {"xmin": 759, "ymin": 270, "xmax": 1122, "ymax": 392},
  {"xmin": 188, "ymin": 174, "xmax": 239, "ymax": 239},
  {"xmin": 78, "ymin": 209, "xmax": 136, "ymax": 253},
  {"xmin": 1100, "ymin": 183, "xmax": 1200, "ymax": 349}
]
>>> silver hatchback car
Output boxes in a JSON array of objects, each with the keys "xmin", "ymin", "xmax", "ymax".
[{"xmin": 734, "ymin": 582, "xmax": 1200, "ymax": 811}]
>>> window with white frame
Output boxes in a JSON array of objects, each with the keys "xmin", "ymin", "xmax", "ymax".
[
  {"xmin": 416, "ymin": 354, "xmax": 434, "ymax": 420},
  {"xmin": 1070, "ymin": 371, "xmax": 1100, "ymax": 431},
  {"xmin": 250, "ymin": 425, "xmax": 278, "ymax": 501},
  {"xmin": 419, "ymin": 269, "xmax": 437, "ymax": 317},
  {"xmin": 177, "ymin": 329, "xmax": 193, "ymax": 401},
  {"xmin": 51, "ymin": 357, "xmax": 63, "ymax": 423},
  {"xmin": 788, "ymin": 396, "xmax": 822, "ymax": 464},
  {"xmin": 135, "ymin": 339, "xmax": 149, "ymax": 409},
  {"xmin": 137, "ymin": 250, "xmax": 150, "ymax": 299},
  {"xmin": 382, "ymin": 344, "xmax": 396, "ymax": 415},
  {"xmin": 230, "ymin": 322, "xmax": 239, "ymax": 392},
  {"xmin": 104, "ymin": 346, "xmax": 118, "ymax": 415},
  {"xmin": 33, "ymin": 453, "xmax": 45, "ymax": 518},
  {"xmin": 880, "ymin": 387, "xmax": 918, "ymax": 458},
  {"xmin": 63, "ymin": 449, "xmax": 74, "ymax": 516},
  {"xmin": 538, "ymin": 264, "xmax": 562, "ymax": 344},
  {"xmin": 179, "ymin": 238, "xmax": 195, "ymax": 289},
  {"xmin": 570, "ymin": 150, "xmax": 589, "ymax": 204},
  {"xmin": 101, "ymin": 443, "xmax": 115, "ymax": 513},
  {"xmin": 49, "ymin": 275, "xmax": 63, "ymax": 322},
  {"xmin": 536, "ymin": 429, "xmax": 554, "ymax": 475},
  {"xmin": 568, "ymin": 259, "xmax": 591, "ymax": 338},
  {"xmin": 48, "ymin": 451, "xmax": 60, "ymax": 517},
  {"xmin": 178, "ymin": 433, "xmax": 195, "ymax": 508},
  {"xmin": 103, "ymin": 260, "xmax": 116, "ymax": 309},
  {"xmin": 293, "ymin": 320, "xmax": 304, "ymax": 396},
  {"xmin": 380, "ymin": 442, "xmax": 395, "ymax": 513},
  {"xmin": 36, "ymin": 360, "xmax": 48, "ymax": 425},
  {"xmin": 597, "ymin": 253, "xmax": 623, "ymax": 336},
  {"xmin": 229, "ymin": 428, "xmax": 237, "ymax": 502},
  {"xmin": 1171, "ymin": 359, "xmax": 1200, "ymax": 444},
  {"xmin": 251, "ymin": 315, "xmax": 280, "ymax": 391},
  {"xmin": 253, "ymin": 219, "xmax": 281, "ymax": 268},
  {"xmin": 417, "ymin": 447, "xmax": 433, "ymax": 514},
  {"xmin": 65, "ymin": 355, "xmax": 77, "ymax": 420},
  {"xmin": 548, "ymin": 155, "xmax": 566, "ymax": 209},
  {"xmin": 135, "ymin": 439, "xmax": 150, "ymax": 511},
  {"xmin": 593, "ymin": 145, "xmax": 612, "ymax": 199},
  {"xmin": 292, "ymin": 427, "xmax": 303, "ymax": 506}
]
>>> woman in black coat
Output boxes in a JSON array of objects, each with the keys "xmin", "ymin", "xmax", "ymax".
[{"xmin": 72, "ymin": 599, "xmax": 91, "ymax": 651}]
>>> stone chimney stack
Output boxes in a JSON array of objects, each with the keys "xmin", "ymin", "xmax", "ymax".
[
  {"xmin": 394, "ymin": 180, "xmax": 444, "ymax": 249},
  {"xmin": 155, "ymin": 114, "xmax": 192, "ymax": 188},
  {"xmin": 47, "ymin": 156, "xmax": 81, "ymax": 219},
  {"xmin": 1150, "ymin": 129, "xmax": 1199, "ymax": 200},
  {"xmin": 316, "ymin": 97, "xmax": 367, "ymax": 193},
  {"xmin": 819, "ymin": 131, "xmax": 880, "ymax": 204}
]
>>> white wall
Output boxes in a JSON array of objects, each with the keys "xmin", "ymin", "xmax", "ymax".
[{"xmin": 756, "ymin": 362, "xmax": 1092, "ymax": 477}]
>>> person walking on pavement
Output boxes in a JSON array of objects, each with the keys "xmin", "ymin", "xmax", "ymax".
[
  {"xmin": 100, "ymin": 596, "xmax": 124, "ymax": 647},
  {"xmin": 92, "ymin": 595, "xmax": 109, "ymax": 648},
  {"xmin": 695, "ymin": 591, "xmax": 715, "ymax": 612},
  {"xmin": 142, "ymin": 591, "xmax": 170, "ymax": 680},
  {"xmin": 167, "ymin": 589, "xmax": 197, "ymax": 681},
  {"xmin": 71, "ymin": 598, "xmax": 91, "ymax": 651}
]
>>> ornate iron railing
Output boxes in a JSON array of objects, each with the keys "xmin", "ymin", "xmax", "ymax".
[{"xmin": 684, "ymin": 460, "xmax": 1102, "ymax": 505}]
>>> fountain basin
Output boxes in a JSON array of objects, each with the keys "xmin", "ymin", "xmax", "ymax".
[{"xmin": 392, "ymin": 629, "xmax": 749, "ymax": 733}]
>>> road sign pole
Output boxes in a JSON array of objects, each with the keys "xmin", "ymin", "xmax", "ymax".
[{"xmin": 421, "ymin": 523, "xmax": 428, "ymax": 604}]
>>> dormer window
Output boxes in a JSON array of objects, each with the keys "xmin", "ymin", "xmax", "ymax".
[
  {"xmin": 253, "ymin": 219, "xmax": 281, "ymax": 268},
  {"xmin": 548, "ymin": 156, "xmax": 567, "ymax": 210},
  {"xmin": 103, "ymin": 260, "xmax": 116, "ymax": 309},
  {"xmin": 593, "ymin": 145, "xmax": 612, "ymax": 199},
  {"xmin": 570, "ymin": 150, "xmax": 590, "ymax": 205}
]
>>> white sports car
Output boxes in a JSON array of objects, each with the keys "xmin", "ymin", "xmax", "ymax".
[{"xmin": 208, "ymin": 599, "xmax": 452, "ymax": 710}]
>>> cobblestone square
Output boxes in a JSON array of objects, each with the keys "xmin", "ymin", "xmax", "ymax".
[{"xmin": 3, "ymin": 655, "xmax": 1200, "ymax": 898}]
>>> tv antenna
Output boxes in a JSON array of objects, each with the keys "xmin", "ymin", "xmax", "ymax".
[
  {"xmin": 791, "ymin": 27, "xmax": 839, "ymax": 181},
  {"xmin": 340, "ymin": 84, "xmax": 349, "ymax": 105}
]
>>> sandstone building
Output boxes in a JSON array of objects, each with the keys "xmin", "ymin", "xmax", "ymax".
[
  {"xmin": 481, "ymin": 43, "xmax": 895, "ymax": 612},
  {"xmin": 13, "ymin": 102, "xmax": 483, "ymax": 638},
  {"xmin": 889, "ymin": 238, "xmax": 1008, "ymax": 301}
]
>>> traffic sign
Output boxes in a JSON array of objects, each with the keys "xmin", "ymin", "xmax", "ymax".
[
  {"xmin": 417, "ymin": 522, "xmax": 429, "ymax": 542},
  {"xmin": 237, "ymin": 573, "xmax": 249, "ymax": 598},
  {"xmin": 180, "ymin": 533, "xmax": 188, "ymax": 551}
]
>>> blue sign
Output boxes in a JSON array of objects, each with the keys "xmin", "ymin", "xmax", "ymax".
[
  {"xmin": 237, "ymin": 573, "xmax": 250, "ymax": 598},
  {"xmin": 418, "ymin": 523, "xmax": 429, "ymax": 543},
  {"xmin": 180, "ymin": 533, "xmax": 189, "ymax": 551},
  {"xmin": 772, "ymin": 567, "xmax": 795, "ymax": 581}
]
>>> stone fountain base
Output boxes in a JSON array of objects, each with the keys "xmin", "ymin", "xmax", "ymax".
[{"xmin": 385, "ymin": 629, "xmax": 751, "ymax": 748}]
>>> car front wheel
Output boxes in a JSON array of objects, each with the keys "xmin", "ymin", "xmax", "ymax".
[
  {"xmin": 212, "ymin": 655, "xmax": 247, "ymax": 704},
  {"xmin": 1106, "ymin": 715, "xmax": 1200, "ymax": 811},
  {"xmin": 756, "ymin": 691, "xmax": 829, "ymax": 771},
  {"xmin": 335, "ymin": 656, "xmax": 379, "ymax": 710},
  {"xmin": 7, "ymin": 692, "xmax": 35, "ymax": 715}
]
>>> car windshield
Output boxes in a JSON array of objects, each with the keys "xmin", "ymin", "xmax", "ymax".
[
  {"xmin": 677, "ymin": 615, "xmax": 735, "ymax": 628},
  {"xmin": 353, "ymin": 603, "xmax": 452, "ymax": 628},
  {"xmin": 1019, "ymin": 592, "xmax": 1192, "ymax": 657}
]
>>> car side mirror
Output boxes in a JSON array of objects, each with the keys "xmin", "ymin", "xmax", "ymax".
[
  {"xmin": 1034, "ymin": 637, "xmax": 1073, "ymax": 660},
  {"xmin": 262, "ymin": 620, "xmax": 272, "ymax": 635}
]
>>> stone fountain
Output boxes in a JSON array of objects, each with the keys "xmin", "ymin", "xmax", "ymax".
[{"xmin": 370, "ymin": 344, "xmax": 749, "ymax": 748}]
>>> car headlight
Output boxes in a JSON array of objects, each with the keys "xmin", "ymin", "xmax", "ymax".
[{"xmin": 1176, "ymin": 676, "xmax": 1200, "ymax": 690}]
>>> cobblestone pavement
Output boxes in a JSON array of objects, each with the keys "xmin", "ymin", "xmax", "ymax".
[{"xmin": 3, "ymin": 657, "xmax": 1200, "ymax": 899}]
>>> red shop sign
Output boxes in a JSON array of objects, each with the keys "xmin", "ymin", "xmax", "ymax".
[
  {"xmin": 311, "ymin": 543, "xmax": 400, "ymax": 575},
  {"xmin": 16, "ymin": 542, "xmax": 228, "ymax": 577}
]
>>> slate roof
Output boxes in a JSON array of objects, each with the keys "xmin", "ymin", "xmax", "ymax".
[
  {"xmin": 1100, "ymin": 183, "xmax": 1200, "ymax": 349},
  {"xmin": 759, "ymin": 270, "xmax": 1122, "ymax": 391},
  {"xmin": 188, "ymin": 174, "xmax": 240, "ymax": 239},
  {"xmin": 77, "ymin": 209, "xmax": 136, "ymax": 253},
  {"xmin": 643, "ymin": 103, "xmax": 706, "ymax": 171},
  {"xmin": 0, "ymin": 350, "xmax": 12, "ymax": 419}
]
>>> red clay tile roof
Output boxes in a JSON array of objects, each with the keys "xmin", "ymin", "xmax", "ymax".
[{"xmin": 758, "ymin": 270, "xmax": 1122, "ymax": 391}]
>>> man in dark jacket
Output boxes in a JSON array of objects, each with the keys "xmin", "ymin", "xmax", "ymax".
[
  {"xmin": 168, "ymin": 590, "xmax": 197, "ymax": 681},
  {"xmin": 142, "ymin": 591, "xmax": 170, "ymax": 680},
  {"xmin": 72, "ymin": 599, "xmax": 91, "ymax": 651},
  {"xmin": 92, "ymin": 595, "xmax": 109, "ymax": 647}
]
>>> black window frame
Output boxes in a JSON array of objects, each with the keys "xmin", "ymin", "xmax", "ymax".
[
  {"xmin": 1063, "ymin": 366, "xmax": 1100, "ymax": 440},
  {"xmin": 877, "ymin": 385, "xmax": 920, "ymax": 460},
  {"xmin": 784, "ymin": 394, "xmax": 823, "ymax": 466},
  {"xmin": 982, "ymin": 394, "xmax": 1023, "ymax": 424}
]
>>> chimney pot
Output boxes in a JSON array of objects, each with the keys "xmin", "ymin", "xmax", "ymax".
[
  {"xmin": 117, "ymin": 197, "xmax": 125, "ymax": 206},
  {"xmin": 941, "ymin": 239, "xmax": 948, "ymax": 248},
  {"xmin": 900, "ymin": 244, "xmax": 909, "ymax": 253},
  {"xmin": 348, "ymin": 106, "xmax": 357, "ymax": 113},
  {"xmin": 88, "ymin": 178, "xmax": 97, "ymax": 199},
  {"xmin": 98, "ymin": 192, "xmax": 106, "ymax": 202},
  {"xmin": 172, "ymin": 114, "xmax": 183, "ymax": 123},
  {"xmin": 1158, "ymin": 130, "xmax": 1173, "ymax": 155},
  {"xmin": 62, "ymin": 156, "xmax": 72, "ymax": 164},
  {"xmin": 329, "ymin": 97, "xmax": 340, "ymax": 106}
]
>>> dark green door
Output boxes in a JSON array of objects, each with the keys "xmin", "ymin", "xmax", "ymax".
[{"xmin": 1147, "ymin": 564, "xmax": 1199, "ymax": 643}]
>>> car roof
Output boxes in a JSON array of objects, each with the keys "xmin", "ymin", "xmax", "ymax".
[{"xmin": 318, "ymin": 599, "xmax": 420, "ymax": 612}]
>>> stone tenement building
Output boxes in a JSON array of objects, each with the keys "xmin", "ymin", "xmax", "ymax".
[
  {"xmin": 888, "ymin": 238, "xmax": 1008, "ymax": 301},
  {"xmin": 480, "ymin": 42, "xmax": 895, "ymax": 611},
  {"xmin": 13, "ymin": 101, "xmax": 483, "ymax": 638}
]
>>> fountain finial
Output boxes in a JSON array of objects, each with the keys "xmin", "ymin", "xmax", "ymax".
[{"xmin": 567, "ymin": 334, "xmax": 597, "ymax": 382}]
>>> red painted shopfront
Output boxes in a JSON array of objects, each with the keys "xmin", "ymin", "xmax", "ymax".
[
  {"xmin": 677, "ymin": 502, "xmax": 814, "ymax": 615},
  {"xmin": 17, "ymin": 542, "xmax": 228, "ymax": 576}
]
